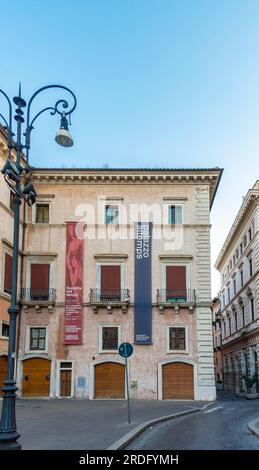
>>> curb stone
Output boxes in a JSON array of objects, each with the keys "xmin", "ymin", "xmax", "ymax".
[
  {"xmin": 248, "ymin": 417, "xmax": 259, "ymax": 438},
  {"xmin": 108, "ymin": 402, "xmax": 217, "ymax": 450},
  {"xmin": 201, "ymin": 401, "xmax": 218, "ymax": 411}
]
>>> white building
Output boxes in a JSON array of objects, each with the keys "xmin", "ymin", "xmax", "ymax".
[{"xmin": 215, "ymin": 181, "xmax": 259, "ymax": 395}]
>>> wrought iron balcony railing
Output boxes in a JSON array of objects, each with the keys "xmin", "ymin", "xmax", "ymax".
[
  {"xmin": 90, "ymin": 288, "xmax": 130, "ymax": 303},
  {"xmin": 157, "ymin": 289, "xmax": 196, "ymax": 304},
  {"xmin": 21, "ymin": 288, "xmax": 56, "ymax": 302}
]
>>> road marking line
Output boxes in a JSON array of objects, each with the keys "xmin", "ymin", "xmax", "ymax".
[{"xmin": 204, "ymin": 406, "xmax": 223, "ymax": 413}]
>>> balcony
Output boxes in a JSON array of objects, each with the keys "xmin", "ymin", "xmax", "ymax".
[
  {"xmin": 89, "ymin": 288, "xmax": 130, "ymax": 313},
  {"xmin": 20, "ymin": 288, "xmax": 56, "ymax": 310},
  {"xmin": 157, "ymin": 288, "xmax": 196, "ymax": 313}
]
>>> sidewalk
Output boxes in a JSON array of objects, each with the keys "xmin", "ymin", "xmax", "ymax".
[
  {"xmin": 10, "ymin": 398, "xmax": 211, "ymax": 449},
  {"xmin": 248, "ymin": 417, "xmax": 259, "ymax": 439}
]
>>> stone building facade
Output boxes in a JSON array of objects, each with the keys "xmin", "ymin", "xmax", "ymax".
[
  {"xmin": 215, "ymin": 181, "xmax": 259, "ymax": 395},
  {"xmin": 0, "ymin": 142, "xmax": 222, "ymax": 400}
]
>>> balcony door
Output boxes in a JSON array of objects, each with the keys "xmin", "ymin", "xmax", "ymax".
[
  {"xmin": 100, "ymin": 265, "xmax": 121, "ymax": 301},
  {"xmin": 30, "ymin": 264, "xmax": 50, "ymax": 300},
  {"xmin": 166, "ymin": 266, "xmax": 186, "ymax": 302}
]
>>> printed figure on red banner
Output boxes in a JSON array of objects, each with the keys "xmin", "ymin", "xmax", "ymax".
[{"xmin": 66, "ymin": 223, "xmax": 83, "ymax": 287}]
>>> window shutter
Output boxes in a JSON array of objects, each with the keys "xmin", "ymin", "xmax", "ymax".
[
  {"xmin": 166, "ymin": 266, "xmax": 186, "ymax": 291},
  {"xmin": 30, "ymin": 264, "xmax": 50, "ymax": 290},
  {"xmin": 101, "ymin": 265, "xmax": 121, "ymax": 290},
  {"xmin": 4, "ymin": 254, "xmax": 13, "ymax": 293}
]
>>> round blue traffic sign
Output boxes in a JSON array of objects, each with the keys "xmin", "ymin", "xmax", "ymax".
[{"xmin": 118, "ymin": 342, "xmax": 133, "ymax": 358}]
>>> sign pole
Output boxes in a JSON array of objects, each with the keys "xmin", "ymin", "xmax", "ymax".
[
  {"xmin": 124, "ymin": 343, "xmax": 131, "ymax": 424},
  {"xmin": 119, "ymin": 342, "xmax": 133, "ymax": 425}
]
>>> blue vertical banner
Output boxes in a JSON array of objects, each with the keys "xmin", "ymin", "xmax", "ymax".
[{"xmin": 134, "ymin": 222, "xmax": 152, "ymax": 344}]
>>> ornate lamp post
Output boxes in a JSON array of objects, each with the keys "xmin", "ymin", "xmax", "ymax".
[{"xmin": 0, "ymin": 84, "xmax": 77, "ymax": 450}]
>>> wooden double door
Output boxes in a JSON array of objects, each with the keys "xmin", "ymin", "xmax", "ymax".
[
  {"xmin": 162, "ymin": 362, "xmax": 194, "ymax": 399},
  {"xmin": 94, "ymin": 362, "xmax": 125, "ymax": 399},
  {"xmin": 22, "ymin": 358, "xmax": 51, "ymax": 397},
  {"xmin": 60, "ymin": 369, "xmax": 72, "ymax": 397}
]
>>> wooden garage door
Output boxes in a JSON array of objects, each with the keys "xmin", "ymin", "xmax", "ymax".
[
  {"xmin": 94, "ymin": 362, "xmax": 125, "ymax": 399},
  {"xmin": 0, "ymin": 356, "xmax": 8, "ymax": 396},
  {"xmin": 163, "ymin": 362, "xmax": 194, "ymax": 399},
  {"xmin": 22, "ymin": 358, "xmax": 51, "ymax": 397}
]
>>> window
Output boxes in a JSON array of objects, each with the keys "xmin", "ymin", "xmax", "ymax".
[
  {"xmin": 242, "ymin": 306, "xmax": 245, "ymax": 326},
  {"xmin": 60, "ymin": 362, "xmax": 72, "ymax": 369},
  {"xmin": 102, "ymin": 327, "xmax": 119, "ymax": 351},
  {"xmin": 243, "ymin": 234, "xmax": 247, "ymax": 248},
  {"xmin": 166, "ymin": 266, "xmax": 186, "ymax": 301},
  {"xmin": 35, "ymin": 204, "xmax": 49, "ymax": 223},
  {"xmin": 169, "ymin": 327, "xmax": 186, "ymax": 351},
  {"xmin": 100, "ymin": 265, "xmax": 121, "ymax": 300},
  {"xmin": 169, "ymin": 205, "xmax": 182, "ymax": 225},
  {"xmin": 30, "ymin": 263, "xmax": 50, "ymax": 300},
  {"xmin": 215, "ymin": 336, "xmax": 218, "ymax": 347},
  {"xmin": 10, "ymin": 193, "xmax": 14, "ymax": 212},
  {"xmin": 4, "ymin": 253, "xmax": 13, "ymax": 294},
  {"xmin": 249, "ymin": 258, "xmax": 253, "ymax": 277},
  {"xmin": 248, "ymin": 228, "xmax": 252, "ymax": 241},
  {"xmin": 234, "ymin": 312, "xmax": 238, "ymax": 331},
  {"xmin": 223, "ymin": 321, "xmax": 226, "ymax": 338},
  {"xmin": 105, "ymin": 205, "xmax": 119, "ymax": 224},
  {"xmin": 251, "ymin": 298, "xmax": 255, "ymax": 322},
  {"xmin": 222, "ymin": 292, "xmax": 225, "ymax": 308},
  {"xmin": 236, "ymin": 248, "xmax": 239, "ymax": 260},
  {"xmin": 240, "ymin": 243, "xmax": 243, "ymax": 255},
  {"xmin": 229, "ymin": 259, "xmax": 232, "ymax": 270},
  {"xmin": 228, "ymin": 317, "xmax": 231, "ymax": 336},
  {"xmin": 233, "ymin": 255, "xmax": 236, "ymax": 265},
  {"xmin": 240, "ymin": 269, "xmax": 244, "ymax": 287},
  {"xmin": 233, "ymin": 276, "xmax": 236, "ymax": 296},
  {"xmin": 227, "ymin": 285, "xmax": 230, "ymax": 303},
  {"xmin": 30, "ymin": 328, "xmax": 46, "ymax": 350},
  {"xmin": 1, "ymin": 322, "xmax": 9, "ymax": 338}
]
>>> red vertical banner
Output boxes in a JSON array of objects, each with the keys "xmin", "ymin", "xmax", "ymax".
[{"xmin": 64, "ymin": 222, "xmax": 84, "ymax": 344}]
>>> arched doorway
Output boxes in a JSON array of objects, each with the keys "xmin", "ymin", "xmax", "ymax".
[
  {"xmin": 94, "ymin": 362, "xmax": 125, "ymax": 399},
  {"xmin": 0, "ymin": 355, "xmax": 8, "ymax": 396},
  {"xmin": 162, "ymin": 361, "xmax": 194, "ymax": 399},
  {"xmin": 22, "ymin": 357, "xmax": 51, "ymax": 397}
]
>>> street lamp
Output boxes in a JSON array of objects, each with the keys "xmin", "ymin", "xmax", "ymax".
[{"xmin": 0, "ymin": 84, "xmax": 77, "ymax": 450}]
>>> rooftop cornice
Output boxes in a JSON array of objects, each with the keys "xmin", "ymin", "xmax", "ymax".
[
  {"xmin": 215, "ymin": 188, "xmax": 259, "ymax": 269},
  {"xmin": 31, "ymin": 167, "xmax": 223, "ymax": 209},
  {"xmin": 32, "ymin": 166, "xmax": 223, "ymax": 173}
]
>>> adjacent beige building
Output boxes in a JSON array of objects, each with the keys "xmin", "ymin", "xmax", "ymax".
[
  {"xmin": 0, "ymin": 134, "xmax": 222, "ymax": 400},
  {"xmin": 0, "ymin": 128, "xmax": 24, "ymax": 391},
  {"xmin": 215, "ymin": 181, "xmax": 259, "ymax": 395}
]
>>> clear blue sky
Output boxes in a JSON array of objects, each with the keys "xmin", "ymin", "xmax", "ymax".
[{"xmin": 1, "ymin": 0, "xmax": 259, "ymax": 294}]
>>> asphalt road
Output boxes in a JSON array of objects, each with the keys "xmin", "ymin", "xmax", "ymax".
[{"xmin": 126, "ymin": 393, "xmax": 259, "ymax": 450}]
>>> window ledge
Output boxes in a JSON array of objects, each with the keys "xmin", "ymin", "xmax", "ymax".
[
  {"xmin": 26, "ymin": 349, "xmax": 48, "ymax": 354},
  {"xmin": 99, "ymin": 350, "xmax": 118, "ymax": 354},
  {"xmin": 166, "ymin": 350, "xmax": 189, "ymax": 354}
]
